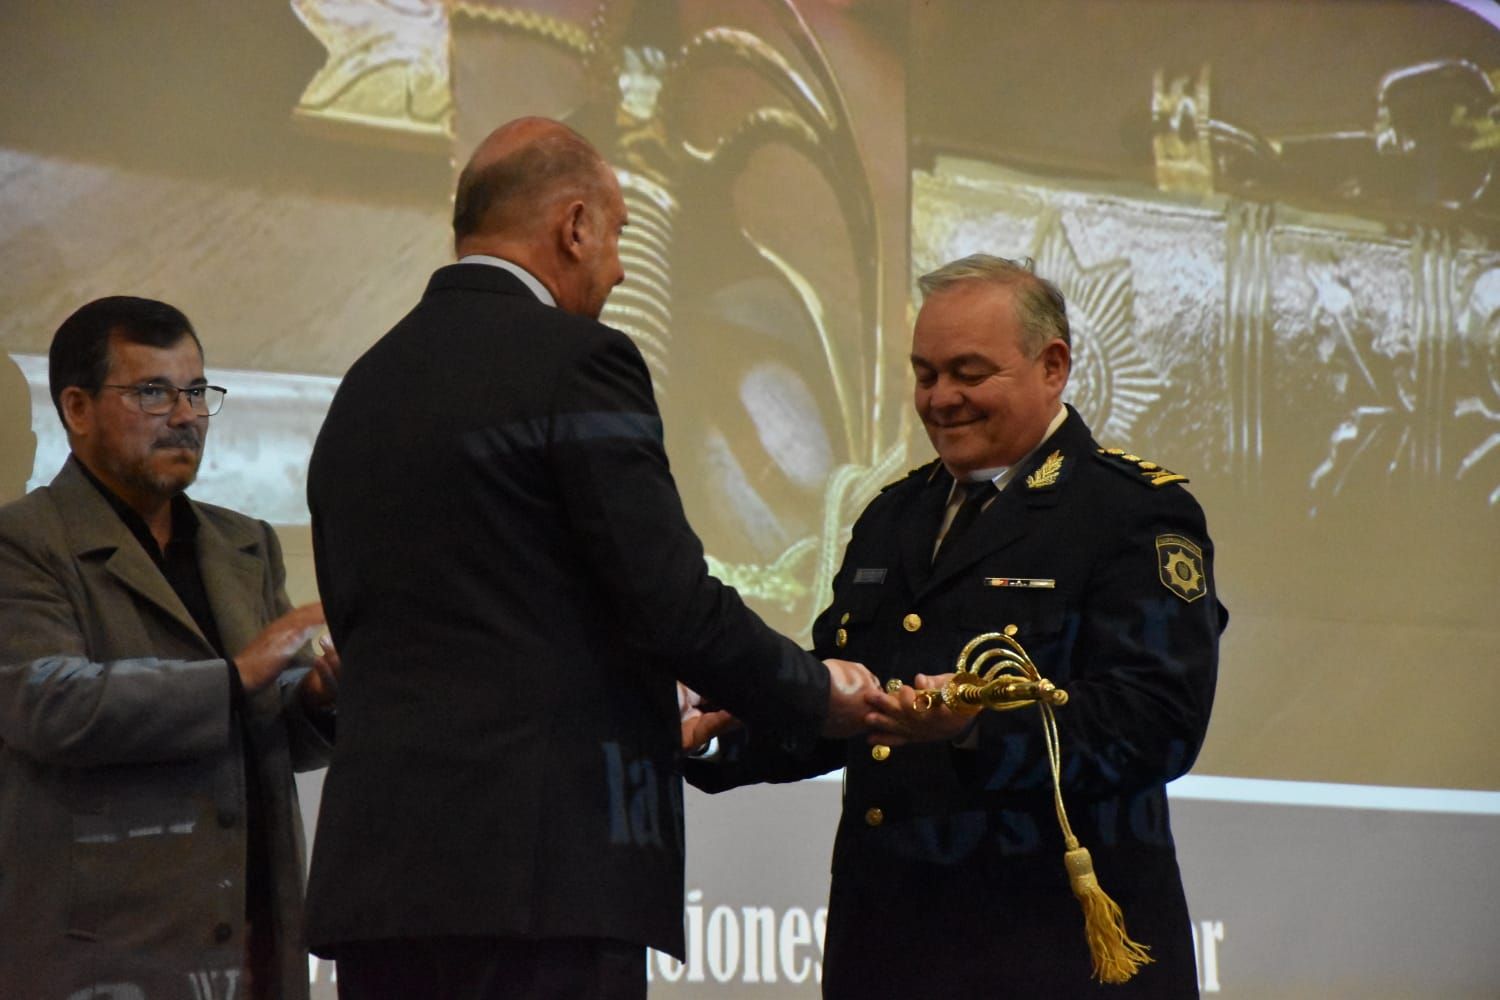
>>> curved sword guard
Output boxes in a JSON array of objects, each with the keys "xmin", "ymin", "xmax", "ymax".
[{"xmin": 910, "ymin": 631, "xmax": 1069, "ymax": 715}]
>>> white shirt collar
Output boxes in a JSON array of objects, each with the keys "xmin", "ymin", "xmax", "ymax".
[
  {"xmin": 948, "ymin": 403, "xmax": 1070, "ymax": 498},
  {"xmin": 457, "ymin": 254, "xmax": 557, "ymax": 307}
]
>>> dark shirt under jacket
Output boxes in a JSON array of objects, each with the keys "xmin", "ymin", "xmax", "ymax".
[
  {"xmin": 690, "ymin": 407, "xmax": 1227, "ymax": 999},
  {"xmin": 305, "ymin": 263, "xmax": 831, "ymax": 963}
]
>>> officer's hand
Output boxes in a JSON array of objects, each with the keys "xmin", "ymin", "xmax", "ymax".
[
  {"xmin": 864, "ymin": 672, "xmax": 972, "ymax": 746},
  {"xmin": 235, "ymin": 603, "xmax": 325, "ymax": 693},
  {"xmin": 820, "ymin": 658, "xmax": 880, "ymax": 738}
]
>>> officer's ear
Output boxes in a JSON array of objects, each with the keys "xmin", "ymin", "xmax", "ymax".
[{"xmin": 1038, "ymin": 338, "xmax": 1070, "ymax": 389}]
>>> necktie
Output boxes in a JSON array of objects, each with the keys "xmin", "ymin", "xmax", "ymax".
[{"xmin": 933, "ymin": 479, "xmax": 994, "ymax": 564}]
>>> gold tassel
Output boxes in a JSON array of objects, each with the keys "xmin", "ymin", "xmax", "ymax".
[
  {"xmin": 1064, "ymin": 844, "xmax": 1153, "ymax": 984},
  {"xmin": 946, "ymin": 634, "xmax": 1156, "ymax": 985}
]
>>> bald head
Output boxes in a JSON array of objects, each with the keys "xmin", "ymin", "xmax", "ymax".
[
  {"xmin": 453, "ymin": 117, "xmax": 611, "ymax": 250},
  {"xmin": 452, "ymin": 116, "xmax": 628, "ymax": 318}
]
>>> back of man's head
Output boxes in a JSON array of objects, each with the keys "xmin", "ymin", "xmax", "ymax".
[
  {"xmin": 48, "ymin": 296, "xmax": 200, "ymax": 426},
  {"xmin": 452, "ymin": 117, "xmax": 607, "ymax": 250}
]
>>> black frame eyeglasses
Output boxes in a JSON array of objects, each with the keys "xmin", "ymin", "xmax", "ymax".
[{"xmin": 102, "ymin": 382, "xmax": 228, "ymax": 416}]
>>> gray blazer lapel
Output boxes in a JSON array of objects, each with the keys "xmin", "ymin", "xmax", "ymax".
[
  {"xmin": 103, "ymin": 548, "xmax": 206, "ymax": 645},
  {"xmin": 50, "ymin": 460, "xmax": 210, "ymax": 650},
  {"xmin": 194, "ymin": 507, "xmax": 266, "ymax": 659}
]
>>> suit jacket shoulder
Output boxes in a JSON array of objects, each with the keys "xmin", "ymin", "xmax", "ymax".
[{"xmin": 0, "ymin": 473, "xmax": 70, "ymax": 549}]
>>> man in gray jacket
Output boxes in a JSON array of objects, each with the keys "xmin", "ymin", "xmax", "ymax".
[{"xmin": 0, "ymin": 296, "xmax": 337, "ymax": 1000}]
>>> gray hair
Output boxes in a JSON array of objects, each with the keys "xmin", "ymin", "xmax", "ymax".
[{"xmin": 917, "ymin": 253, "xmax": 1070, "ymax": 356}]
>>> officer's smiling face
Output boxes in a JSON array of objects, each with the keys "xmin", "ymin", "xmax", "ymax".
[{"xmin": 910, "ymin": 281, "xmax": 1069, "ymax": 478}]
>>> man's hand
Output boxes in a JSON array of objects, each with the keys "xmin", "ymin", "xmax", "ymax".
[
  {"xmin": 820, "ymin": 658, "xmax": 880, "ymax": 738},
  {"xmin": 235, "ymin": 603, "xmax": 325, "ymax": 693},
  {"xmin": 678, "ymin": 682, "xmax": 741, "ymax": 753},
  {"xmin": 864, "ymin": 672, "xmax": 973, "ymax": 746},
  {"xmin": 300, "ymin": 635, "xmax": 341, "ymax": 711},
  {"xmin": 681, "ymin": 709, "xmax": 739, "ymax": 753}
]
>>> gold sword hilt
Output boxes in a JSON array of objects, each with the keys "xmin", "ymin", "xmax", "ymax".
[
  {"xmin": 910, "ymin": 673, "xmax": 1068, "ymax": 714},
  {"xmin": 906, "ymin": 630, "xmax": 1068, "ymax": 714}
]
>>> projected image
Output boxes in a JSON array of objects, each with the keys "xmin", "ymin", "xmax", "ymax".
[
  {"xmin": 452, "ymin": 0, "xmax": 910, "ymax": 640},
  {"xmin": 281, "ymin": 0, "xmax": 912, "ymax": 639},
  {"xmin": 907, "ymin": 0, "xmax": 1500, "ymax": 795}
]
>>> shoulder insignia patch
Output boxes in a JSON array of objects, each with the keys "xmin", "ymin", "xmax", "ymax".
[
  {"xmin": 1095, "ymin": 447, "xmax": 1189, "ymax": 487},
  {"xmin": 1156, "ymin": 534, "xmax": 1207, "ymax": 602}
]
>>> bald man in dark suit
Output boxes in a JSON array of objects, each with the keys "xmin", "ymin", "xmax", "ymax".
[{"xmin": 305, "ymin": 117, "xmax": 875, "ymax": 999}]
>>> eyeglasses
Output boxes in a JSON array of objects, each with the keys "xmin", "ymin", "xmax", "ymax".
[{"xmin": 102, "ymin": 382, "xmax": 228, "ymax": 416}]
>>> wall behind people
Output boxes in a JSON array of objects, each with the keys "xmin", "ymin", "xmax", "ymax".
[{"xmin": 1, "ymin": 1, "xmax": 1496, "ymax": 995}]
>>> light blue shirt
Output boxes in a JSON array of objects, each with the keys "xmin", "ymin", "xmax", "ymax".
[{"xmin": 457, "ymin": 254, "xmax": 556, "ymax": 307}]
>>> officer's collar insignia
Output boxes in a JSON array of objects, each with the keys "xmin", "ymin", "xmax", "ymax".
[
  {"xmin": 1025, "ymin": 450, "xmax": 1065, "ymax": 489},
  {"xmin": 1156, "ymin": 533, "xmax": 1207, "ymax": 603}
]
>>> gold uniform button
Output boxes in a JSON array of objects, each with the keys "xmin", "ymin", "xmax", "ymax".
[
  {"xmin": 902, "ymin": 613, "xmax": 922, "ymax": 632},
  {"xmin": 871, "ymin": 745, "xmax": 891, "ymax": 761},
  {"xmin": 864, "ymin": 807, "xmax": 884, "ymax": 827},
  {"xmin": 839, "ymin": 612, "xmax": 850, "ymax": 625},
  {"xmin": 1004, "ymin": 623, "xmax": 1019, "ymax": 637},
  {"xmin": 835, "ymin": 628, "xmax": 849, "ymax": 648}
]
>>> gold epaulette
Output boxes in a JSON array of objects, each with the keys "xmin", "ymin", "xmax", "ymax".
[{"xmin": 1094, "ymin": 447, "xmax": 1189, "ymax": 487}]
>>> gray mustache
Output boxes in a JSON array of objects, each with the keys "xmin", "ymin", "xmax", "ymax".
[{"xmin": 154, "ymin": 431, "xmax": 202, "ymax": 451}]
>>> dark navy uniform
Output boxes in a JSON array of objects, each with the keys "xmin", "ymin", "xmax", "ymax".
[{"xmin": 691, "ymin": 406, "xmax": 1226, "ymax": 999}]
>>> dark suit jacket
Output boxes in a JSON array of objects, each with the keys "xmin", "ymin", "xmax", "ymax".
[
  {"xmin": 0, "ymin": 458, "xmax": 332, "ymax": 1000},
  {"xmin": 303, "ymin": 263, "xmax": 829, "ymax": 959},
  {"xmin": 691, "ymin": 408, "xmax": 1227, "ymax": 999}
]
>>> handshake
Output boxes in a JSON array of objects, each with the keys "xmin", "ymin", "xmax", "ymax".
[{"xmin": 680, "ymin": 658, "xmax": 960, "ymax": 753}]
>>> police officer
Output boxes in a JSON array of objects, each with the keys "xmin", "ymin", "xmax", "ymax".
[{"xmin": 691, "ymin": 253, "xmax": 1227, "ymax": 999}]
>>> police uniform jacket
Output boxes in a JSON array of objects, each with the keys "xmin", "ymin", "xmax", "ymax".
[
  {"xmin": 691, "ymin": 406, "xmax": 1226, "ymax": 999},
  {"xmin": 0, "ymin": 457, "xmax": 333, "ymax": 1000}
]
